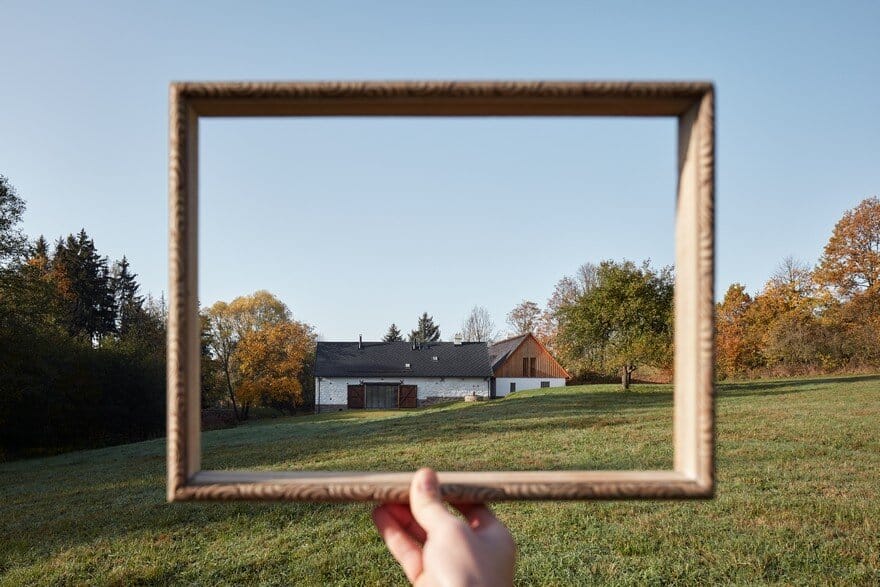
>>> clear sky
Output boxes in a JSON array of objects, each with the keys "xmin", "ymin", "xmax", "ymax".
[{"xmin": 2, "ymin": 1, "xmax": 878, "ymax": 341}]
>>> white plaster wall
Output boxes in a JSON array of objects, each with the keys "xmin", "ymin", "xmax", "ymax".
[
  {"xmin": 494, "ymin": 377, "xmax": 566, "ymax": 397},
  {"xmin": 316, "ymin": 376, "xmax": 490, "ymax": 407}
]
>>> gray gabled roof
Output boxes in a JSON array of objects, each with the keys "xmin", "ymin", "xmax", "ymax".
[
  {"xmin": 487, "ymin": 334, "xmax": 528, "ymax": 370},
  {"xmin": 315, "ymin": 341, "xmax": 492, "ymax": 378}
]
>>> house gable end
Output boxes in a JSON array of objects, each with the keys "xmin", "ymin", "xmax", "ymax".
[{"xmin": 490, "ymin": 333, "xmax": 571, "ymax": 379}]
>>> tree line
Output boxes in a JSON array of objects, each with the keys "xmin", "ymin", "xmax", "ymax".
[
  {"xmin": 510, "ymin": 196, "xmax": 880, "ymax": 384},
  {"xmin": 0, "ymin": 176, "xmax": 166, "ymax": 459},
  {"xmin": 2, "ymin": 168, "xmax": 877, "ymax": 456},
  {"xmin": 373, "ymin": 193, "xmax": 880, "ymax": 389},
  {"xmin": 714, "ymin": 197, "xmax": 880, "ymax": 378}
]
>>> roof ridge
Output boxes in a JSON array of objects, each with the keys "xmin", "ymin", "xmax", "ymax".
[{"xmin": 489, "ymin": 333, "xmax": 528, "ymax": 347}]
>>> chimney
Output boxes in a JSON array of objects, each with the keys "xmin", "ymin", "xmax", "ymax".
[
  {"xmin": 358, "ymin": 334, "xmax": 363, "ymax": 350},
  {"xmin": 454, "ymin": 334, "xmax": 463, "ymax": 346}
]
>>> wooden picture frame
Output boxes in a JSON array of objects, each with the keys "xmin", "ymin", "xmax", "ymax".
[{"xmin": 168, "ymin": 81, "xmax": 715, "ymax": 502}]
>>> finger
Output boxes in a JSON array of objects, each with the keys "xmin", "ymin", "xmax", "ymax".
[
  {"xmin": 372, "ymin": 505, "xmax": 424, "ymax": 584},
  {"xmin": 451, "ymin": 503, "xmax": 500, "ymax": 530},
  {"xmin": 409, "ymin": 468, "xmax": 456, "ymax": 532},
  {"xmin": 383, "ymin": 503, "xmax": 428, "ymax": 544},
  {"xmin": 453, "ymin": 504, "xmax": 517, "ymax": 557}
]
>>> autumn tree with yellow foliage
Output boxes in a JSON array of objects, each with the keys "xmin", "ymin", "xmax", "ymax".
[
  {"xmin": 714, "ymin": 197, "xmax": 880, "ymax": 378},
  {"xmin": 203, "ymin": 290, "xmax": 316, "ymax": 420},
  {"xmin": 236, "ymin": 321, "xmax": 315, "ymax": 416}
]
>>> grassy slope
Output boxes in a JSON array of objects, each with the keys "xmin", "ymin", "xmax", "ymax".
[{"xmin": 1, "ymin": 376, "xmax": 878, "ymax": 585}]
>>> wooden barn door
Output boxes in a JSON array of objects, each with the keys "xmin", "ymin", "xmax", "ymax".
[
  {"xmin": 347, "ymin": 384, "xmax": 365, "ymax": 409},
  {"xmin": 398, "ymin": 385, "xmax": 417, "ymax": 408}
]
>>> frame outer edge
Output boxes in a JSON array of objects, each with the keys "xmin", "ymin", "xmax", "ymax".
[
  {"xmin": 172, "ymin": 479, "xmax": 709, "ymax": 502},
  {"xmin": 698, "ymin": 88, "xmax": 716, "ymax": 493},
  {"xmin": 165, "ymin": 80, "xmax": 718, "ymax": 502},
  {"xmin": 173, "ymin": 79, "xmax": 713, "ymax": 101},
  {"xmin": 167, "ymin": 85, "xmax": 188, "ymax": 501}
]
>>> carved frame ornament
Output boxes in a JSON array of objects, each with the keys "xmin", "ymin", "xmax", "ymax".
[{"xmin": 168, "ymin": 81, "xmax": 715, "ymax": 502}]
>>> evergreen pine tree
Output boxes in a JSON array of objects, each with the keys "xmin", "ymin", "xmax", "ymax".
[
  {"xmin": 408, "ymin": 312, "xmax": 441, "ymax": 343},
  {"xmin": 32, "ymin": 235, "xmax": 49, "ymax": 263},
  {"xmin": 112, "ymin": 255, "xmax": 144, "ymax": 338},
  {"xmin": 51, "ymin": 229, "xmax": 116, "ymax": 342},
  {"xmin": 382, "ymin": 323, "xmax": 403, "ymax": 342}
]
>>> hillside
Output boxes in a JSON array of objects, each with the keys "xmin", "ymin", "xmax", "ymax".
[{"xmin": 1, "ymin": 376, "xmax": 879, "ymax": 585}]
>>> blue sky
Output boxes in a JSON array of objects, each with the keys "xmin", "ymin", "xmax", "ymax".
[{"xmin": 2, "ymin": 1, "xmax": 878, "ymax": 340}]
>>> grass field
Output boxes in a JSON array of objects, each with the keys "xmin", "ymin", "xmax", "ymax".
[{"xmin": 1, "ymin": 376, "xmax": 878, "ymax": 585}]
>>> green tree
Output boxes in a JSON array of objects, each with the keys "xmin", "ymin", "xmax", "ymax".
[
  {"xmin": 1, "ymin": 236, "xmax": 65, "ymax": 335},
  {"xmin": 0, "ymin": 175, "xmax": 26, "ymax": 268},
  {"xmin": 557, "ymin": 260, "xmax": 673, "ymax": 389},
  {"xmin": 540, "ymin": 263, "xmax": 599, "ymax": 353},
  {"xmin": 51, "ymin": 230, "xmax": 116, "ymax": 342},
  {"xmin": 409, "ymin": 312, "xmax": 440, "ymax": 343},
  {"xmin": 383, "ymin": 323, "xmax": 403, "ymax": 342},
  {"xmin": 111, "ymin": 256, "xmax": 144, "ymax": 338},
  {"xmin": 200, "ymin": 312, "xmax": 224, "ymax": 407}
]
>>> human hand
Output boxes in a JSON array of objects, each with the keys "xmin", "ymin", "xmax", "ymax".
[{"xmin": 372, "ymin": 468, "xmax": 516, "ymax": 587}]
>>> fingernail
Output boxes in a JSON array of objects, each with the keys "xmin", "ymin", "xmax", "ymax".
[{"xmin": 420, "ymin": 469, "xmax": 438, "ymax": 495}]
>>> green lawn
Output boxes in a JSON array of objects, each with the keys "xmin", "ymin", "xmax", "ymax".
[{"xmin": 1, "ymin": 376, "xmax": 878, "ymax": 585}]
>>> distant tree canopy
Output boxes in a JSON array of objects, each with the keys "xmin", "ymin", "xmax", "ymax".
[
  {"xmin": 383, "ymin": 323, "xmax": 403, "ymax": 342},
  {"xmin": 506, "ymin": 300, "xmax": 541, "ymax": 335},
  {"xmin": 460, "ymin": 305, "xmax": 495, "ymax": 342},
  {"xmin": 556, "ymin": 260, "xmax": 673, "ymax": 389},
  {"xmin": 409, "ymin": 312, "xmax": 440, "ymax": 343},
  {"xmin": 814, "ymin": 196, "xmax": 880, "ymax": 298}
]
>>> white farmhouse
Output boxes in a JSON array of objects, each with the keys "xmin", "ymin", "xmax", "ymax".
[{"xmin": 315, "ymin": 333, "xmax": 569, "ymax": 411}]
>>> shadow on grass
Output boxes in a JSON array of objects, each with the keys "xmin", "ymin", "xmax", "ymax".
[
  {"xmin": 10, "ymin": 376, "xmax": 872, "ymax": 559},
  {"xmin": 1, "ymin": 498, "xmax": 355, "ymax": 572},
  {"xmin": 198, "ymin": 389, "xmax": 675, "ymax": 473},
  {"xmin": 203, "ymin": 376, "xmax": 880, "ymax": 471},
  {"xmin": 0, "ymin": 391, "xmax": 669, "ymax": 561},
  {"xmin": 717, "ymin": 374, "xmax": 880, "ymax": 396}
]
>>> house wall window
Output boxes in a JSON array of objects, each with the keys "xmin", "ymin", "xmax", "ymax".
[
  {"xmin": 530, "ymin": 357, "xmax": 537, "ymax": 377},
  {"xmin": 522, "ymin": 357, "xmax": 529, "ymax": 376}
]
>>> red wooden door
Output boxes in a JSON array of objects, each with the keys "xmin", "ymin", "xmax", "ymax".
[
  {"xmin": 398, "ymin": 384, "xmax": 417, "ymax": 408},
  {"xmin": 347, "ymin": 384, "xmax": 365, "ymax": 409}
]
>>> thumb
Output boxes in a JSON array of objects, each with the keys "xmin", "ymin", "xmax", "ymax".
[{"xmin": 409, "ymin": 468, "xmax": 455, "ymax": 532}]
